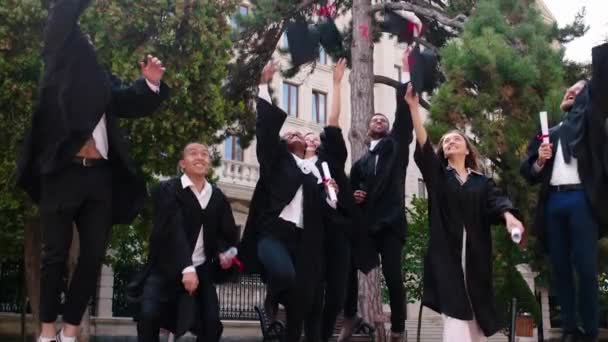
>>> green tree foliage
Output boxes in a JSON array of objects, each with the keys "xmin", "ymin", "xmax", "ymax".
[{"xmin": 0, "ymin": 0, "xmax": 240, "ymax": 264}]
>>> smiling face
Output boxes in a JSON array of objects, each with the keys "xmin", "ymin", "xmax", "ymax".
[
  {"xmin": 282, "ymin": 130, "xmax": 306, "ymax": 155},
  {"xmin": 560, "ymin": 80, "xmax": 587, "ymax": 112},
  {"xmin": 439, "ymin": 131, "xmax": 469, "ymax": 160},
  {"xmin": 304, "ymin": 132, "xmax": 321, "ymax": 154},
  {"xmin": 179, "ymin": 143, "xmax": 211, "ymax": 178},
  {"xmin": 368, "ymin": 113, "xmax": 389, "ymax": 139}
]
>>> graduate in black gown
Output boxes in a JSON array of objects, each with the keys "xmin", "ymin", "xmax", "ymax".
[
  {"xmin": 520, "ymin": 43, "xmax": 608, "ymax": 342},
  {"xmin": 340, "ymin": 53, "xmax": 413, "ymax": 342},
  {"xmin": 239, "ymin": 64, "xmax": 338, "ymax": 341},
  {"xmin": 129, "ymin": 143, "xmax": 240, "ymax": 342},
  {"xmin": 407, "ymin": 82, "xmax": 525, "ymax": 341},
  {"xmin": 302, "ymin": 59, "xmax": 377, "ymax": 342}
]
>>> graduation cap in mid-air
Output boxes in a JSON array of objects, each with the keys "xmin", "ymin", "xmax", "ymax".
[
  {"xmin": 285, "ymin": 18, "xmax": 320, "ymax": 68},
  {"xmin": 285, "ymin": 16, "xmax": 347, "ymax": 68},
  {"xmin": 408, "ymin": 45, "xmax": 440, "ymax": 94},
  {"xmin": 380, "ymin": 9, "xmax": 418, "ymax": 44}
]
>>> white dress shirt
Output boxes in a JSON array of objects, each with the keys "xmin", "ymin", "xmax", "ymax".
[
  {"xmin": 532, "ymin": 138, "xmax": 582, "ymax": 185},
  {"xmin": 90, "ymin": 79, "xmax": 160, "ymax": 159},
  {"xmin": 369, "ymin": 138, "xmax": 382, "ymax": 174},
  {"xmin": 549, "ymin": 140, "xmax": 581, "ymax": 185},
  {"xmin": 258, "ymin": 83, "xmax": 272, "ymax": 103},
  {"xmin": 180, "ymin": 174, "xmax": 213, "ymax": 274}
]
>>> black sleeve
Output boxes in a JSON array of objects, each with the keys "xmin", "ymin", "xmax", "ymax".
[
  {"xmin": 150, "ymin": 183, "xmax": 192, "ymax": 277},
  {"xmin": 590, "ymin": 42, "xmax": 608, "ymax": 116},
  {"xmin": 390, "ymin": 84, "xmax": 414, "ymax": 171},
  {"xmin": 486, "ymin": 178, "xmax": 518, "ymax": 226},
  {"xmin": 111, "ymin": 77, "xmax": 170, "ymax": 118},
  {"xmin": 319, "ymin": 126, "xmax": 348, "ymax": 167},
  {"xmin": 350, "ymin": 161, "xmax": 363, "ymax": 191},
  {"xmin": 256, "ymin": 98, "xmax": 288, "ymax": 176},
  {"xmin": 519, "ymin": 135, "xmax": 546, "ymax": 185},
  {"xmin": 43, "ymin": 0, "xmax": 92, "ymax": 56},
  {"xmin": 413, "ymin": 138, "xmax": 442, "ymax": 194},
  {"xmin": 217, "ymin": 192, "xmax": 241, "ymax": 253}
]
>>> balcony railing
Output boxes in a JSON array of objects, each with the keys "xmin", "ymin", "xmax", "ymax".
[{"xmin": 218, "ymin": 160, "xmax": 259, "ymax": 188}]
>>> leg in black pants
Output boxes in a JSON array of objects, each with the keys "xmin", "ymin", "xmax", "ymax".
[
  {"xmin": 136, "ymin": 272, "xmax": 165, "ymax": 342},
  {"xmin": 39, "ymin": 165, "xmax": 112, "ymax": 324},
  {"xmin": 195, "ymin": 263, "xmax": 222, "ymax": 342},
  {"xmin": 320, "ymin": 234, "xmax": 351, "ymax": 341},
  {"xmin": 376, "ymin": 230, "xmax": 406, "ymax": 333}
]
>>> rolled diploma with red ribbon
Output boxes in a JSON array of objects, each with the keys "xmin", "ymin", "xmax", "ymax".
[
  {"xmin": 540, "ymin": 111, "xmax": 549, "ymax": 144},
  {"xmin": 321, "ymin": 161, "xmax": 338, "ymax": 203}
]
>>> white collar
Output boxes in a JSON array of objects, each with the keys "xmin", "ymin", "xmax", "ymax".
[
  {"xmin": 291, "ymin": 154, "xmax": 322, "ymax": 184},
  {"xmin": 369, "ymin": 138, "xmax": 382, "ymax": 151},
  {"xmin": 180, "ymin": 174, "xmax": 213, "ymax": 209}
]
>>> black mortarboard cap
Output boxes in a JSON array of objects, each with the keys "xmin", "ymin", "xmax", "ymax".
[
  {"xmin": 317, "ymin": 17, "xmax": 344, "ymax": 57},
  {"xmin": 409, "ymin": 45, "xmax": 440, "ymax": 94},
  {"xmin": 285, "ymin": 19, "xmax": 320, "ymax": 68},
  {"xmin": 380, "ymin": 9, "xmax": 416, "ymax": 44}
]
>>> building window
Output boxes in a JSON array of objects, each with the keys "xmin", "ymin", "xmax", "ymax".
[
  {"xmin": 282, "ymin": 82, "xmax": 299, "ymax": 117},
  {"xmin": 395, "ymin": 65, "xmax": 403, "ymax": 83},
  {"xmin": 230, "ymin": 5, "xmax": 250, "ymax": 29},
  {"xmin": 417, "ymin": 178, "xmax": 427, "ymax": 199},
  {"xmin": 224, "ymin": 136, "xmax": 243, "ymax": 161},
  {"xmin": 318, "ymin": 47, "xmax": 328, "ymax": 65},
  {"xmin": 312, "ymin": 91, "xmax": 327, "ymax": 124}
]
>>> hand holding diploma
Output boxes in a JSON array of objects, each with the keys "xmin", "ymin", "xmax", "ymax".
[
  {"xmin": 219, "ymin": 247, "xmax": 243, "ymax": 271},
  {"xmin": 504, "ymin": 212, "xmax": 525, "ymax": 245}
]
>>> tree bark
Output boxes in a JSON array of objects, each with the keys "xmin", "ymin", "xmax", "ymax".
[
  {"xmin": 68, "ymin": 226, "xmax": 91, "ymax": 342},
  {"xmin": 350, "ymin": 0, "xmax": 386, "ymax": 341},
  {"xmin": 370, "ymin": 1, "xmax": 466, "ymax": 31},
  {"xmin": 24, "ymin": 207, "xmax": 41, "ymax": 340}
]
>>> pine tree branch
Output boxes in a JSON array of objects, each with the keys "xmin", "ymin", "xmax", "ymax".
[
  {"xmin": 374, "ymin": 75, "xmax": 431, "ymax": 110},
  {"xmin": 370, "ymin": 2, "xmax": 467, "ymax": 31}
]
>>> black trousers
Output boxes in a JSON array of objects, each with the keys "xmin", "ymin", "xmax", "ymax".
[
  {"xmin": 343, "ymin": 228, "xmax": 405, "ymax": 333},
  {"xmin": 304, "ymin": 231, "xmax": 351, "ymax": 341},
  {"xmin": 137, "ymin": 263, "xmax": 221, "ymax": 342},
  {"xmin": 39, "ymin": 163, "xmax": 112, "ymax": 325}
]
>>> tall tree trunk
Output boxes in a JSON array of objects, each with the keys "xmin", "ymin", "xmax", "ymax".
[
  {"xmin": 350, "ymin": 0, "xmax": 386, "ymax": 341},
  {"xmin": 24, "ymin": 206, "xmax": 41, "ymax": 341},
  {"xmin": 68, "ymin": 226, "xmax": 91, "ymax": 342}
]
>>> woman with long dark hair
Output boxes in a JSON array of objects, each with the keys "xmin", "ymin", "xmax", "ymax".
[{"xmin": 406, "ymin": 84, "xmax": 525, "ymax": 341}]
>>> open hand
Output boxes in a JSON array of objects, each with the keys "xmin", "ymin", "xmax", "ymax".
[
  {"xmin": 333, "ymin": 58, "xmax": 347, "ymax": 84},
  {"xmin": 261, "ymin": 61, "xmax": 278, "ymax": 84},
  {"xmin": 140, "ymin": 55, "xmax": 165, "ymax": 85}
]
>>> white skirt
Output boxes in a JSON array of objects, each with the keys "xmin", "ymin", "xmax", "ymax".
[{"xmin": 442, "ymin": 229, "xmax": 487, "ymax": 342}]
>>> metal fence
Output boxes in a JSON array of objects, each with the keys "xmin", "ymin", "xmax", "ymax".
[{"xmin": 110, "ymin": 263, "xmax": 267, "ymax": 320}]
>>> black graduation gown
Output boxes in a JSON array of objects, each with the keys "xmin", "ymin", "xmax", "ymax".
[
  {"xmin": 317, "ymin": 126, "xmax": 378, "ymax": 273},
  {"xmin": 350, "ymin": 84, "xmax": 413, "ymax": 240},
  {"xmin": 239, "ymin": 98, "xmax": 330, "ymax": 323},
  {"xmin": 414, "ymin": 139, "xmax": 516, "ymax": 336},
  {"xmin": 128, "ymin": 178, "xmax": 240, "ymax": 337},
  {"xmin": 16, "ymin": 0, "xmax": 170, "ymax": 225},
  {"xmin": 520, "ymin": 42, "xmax": 608, "ymax": 253}
]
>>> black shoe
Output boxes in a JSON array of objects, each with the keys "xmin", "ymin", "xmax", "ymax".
[
  {"xmin": 264, "ymin": 292, "xmax": 279, "ymax": 323},
  {"xmin": 561, "ymin": 331, "xmax": 578, "ymax": 342}
]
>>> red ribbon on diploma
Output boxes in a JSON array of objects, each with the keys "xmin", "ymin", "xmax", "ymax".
[
  {"xmin": 232, "ymin": 257, "xmax": 244, "ymax": 273},
  {"xmin": 536, "ymin": 134, "xmax": 550, "ymax": 141}
]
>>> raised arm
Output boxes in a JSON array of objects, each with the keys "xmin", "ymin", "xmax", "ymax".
[
  {"xmin": 328, "ymin": 58, "xmax": 347, "ymax": 127},
  {"xmin": 43, "ymin": 0, "xmax": 92, "ymax": 56},
  {"xmin": 256, "ymin": 63, "xmax": 288, "ymax": 172},
  {"xmin": 320, "ymin": 59, "xmax": 349, "ymax": 166}
]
